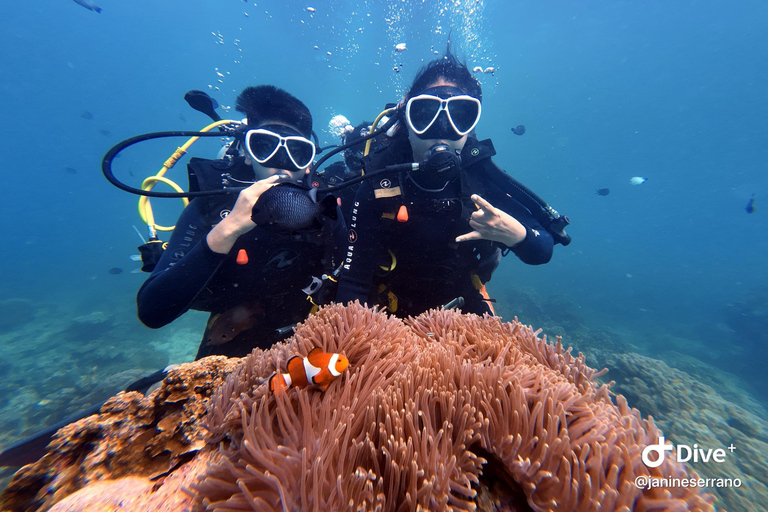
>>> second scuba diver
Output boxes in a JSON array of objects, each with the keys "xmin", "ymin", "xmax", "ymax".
[
  {"xmin": 137, "ymin": 85, "xmax": 345, "ymax": 358},
  {"xmin": 335, "ymin": 49, "xmax": 561, "ymax": 317}
]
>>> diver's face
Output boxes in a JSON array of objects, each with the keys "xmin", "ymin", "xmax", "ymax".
[
  {"xmin": 244, "ymin": 121, "xmax": 313, "ymax": 181},
  {"xmin": 407, "ymin": 79, "xmax": 471, "ymax": 162}
]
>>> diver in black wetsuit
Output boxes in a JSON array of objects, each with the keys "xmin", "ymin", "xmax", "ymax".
[
  {"xmin": 137, "ymin": 85, "xmax": 344, "ymax": 359},
  {"xmin": 335, "ymin": 49, "xmax": 555, "ymax": 317}
]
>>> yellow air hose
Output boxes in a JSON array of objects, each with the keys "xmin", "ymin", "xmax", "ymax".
[
  {"xmin": 363, "ymin": 107, "xmax": 397, "ymax": 159},
  {"xmin": 138, "ymin": 119, "xmax": 238, "ymax": 233}
]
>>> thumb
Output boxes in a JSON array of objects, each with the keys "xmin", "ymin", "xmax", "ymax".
[{"xmin": 455, "ymin": 230, "xmax": 484, "ymax": 243}]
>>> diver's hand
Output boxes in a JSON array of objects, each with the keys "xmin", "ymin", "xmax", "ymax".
[
  {"xmin": 206, "ymin": 175, "xmax": 281, "ymax": 254},
  {"xmin": 455, "ymin": 194, "xmax": 527, "ymax": 247}
]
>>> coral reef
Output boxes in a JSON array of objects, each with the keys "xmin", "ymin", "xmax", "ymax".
[
  {"xmin": 0, "ymin": 356, "xmax": 238, "ymax": 512},
  {"xmin": 606, "ymin": 352, "xmax": 768, "ymax": 512},
  {"xmin": 1, "ymin": 304, "xmax": 722, "ymax": 511}
]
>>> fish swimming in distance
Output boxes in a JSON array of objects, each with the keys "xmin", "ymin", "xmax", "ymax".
[
  {"xmin": 269, "ymin": 347, "xmax": 349, "ymax": 392},
  {"xmin": 596, "ymin": 188, "xmax": 610, "ymax": 196},
  {"xmin": 745, "ymin": 193, "xmax": 756, "ymax": 214},
  {"xmin": 72, "ymin": 0, "xmax": 101, "ymax": 13},
  {"xmin": 511, "ymin": 125, "xmax": 526, "ymax": 136},
  {"xmin": 629, "ymin": 176, "xmax": 647, "ymax": 185}
]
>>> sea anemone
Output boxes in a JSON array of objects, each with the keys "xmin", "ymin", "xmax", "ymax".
[{"xmin": 194, "ymin": 302, "xmax": 719, "ymax": 512}]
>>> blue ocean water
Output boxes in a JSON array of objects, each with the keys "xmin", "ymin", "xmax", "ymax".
[{"xmin": 1, "ymin": 0, "xmax": 767, "ymax": 504}]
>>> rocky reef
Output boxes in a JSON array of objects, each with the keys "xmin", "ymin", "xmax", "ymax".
[{"xmin": 606, "ymin": 352, "xmax": 768, "ymax": 512}]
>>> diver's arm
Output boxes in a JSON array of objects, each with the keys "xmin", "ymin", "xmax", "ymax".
[
  {"xmin": 335, "ymin": 182, "xmax": 383, "ymax": 305},
  {"xmin": 506, "ymin": 223, "xmax": 553, "ymax": 265},
  {"xmin": 494, "ymin": 192, "xmax": 554, "ymax": 265},
  {"xmin": 136, "ymin": 199, "xmax": 228, "ymax": 329},
  {"xmin": 457, "ymin": 193, "xmax": 553, "ymax": 265}
]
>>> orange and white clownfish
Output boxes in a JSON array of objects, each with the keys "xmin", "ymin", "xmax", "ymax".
[{"xmin": 269, "ymin": 347, "xmax": 349, "ymax": 393}]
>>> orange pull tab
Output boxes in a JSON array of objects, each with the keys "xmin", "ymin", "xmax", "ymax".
[
  {"xmin": 396, "ymin": 205, "xmax": 409, "ymax": 223},
  {"xmin": 236, "ymin": 249, "xmax": 249, "ymax": 265}
]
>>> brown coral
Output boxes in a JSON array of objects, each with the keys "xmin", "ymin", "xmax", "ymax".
[
  {"xmin": 195, "ymin": 303, "xmax": 720, "ymax": 512},
  {"xmin": 0, "ymin": 356, "xmax": 239, "ymax": 512}
]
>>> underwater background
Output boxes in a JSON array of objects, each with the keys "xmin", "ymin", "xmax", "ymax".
[{"xmin": 1, "ymin": 0, "xmax": 766, "ymax": 507}]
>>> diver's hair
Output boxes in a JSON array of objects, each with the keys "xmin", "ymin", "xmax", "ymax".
[
  {"xmin": 235, "ymin": 85, "xmax": 313, "ymax": 137},
  {"xmin": 406, "ymin": 43, "xmax": 482, "ymax": 103}
]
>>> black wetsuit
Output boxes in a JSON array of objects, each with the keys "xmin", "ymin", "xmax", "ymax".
[
  {"xmin": 335, "ymin": 132, "xmax": 553, "ymax": 317},
  {"xmin": 137, "ymin": 159, "xmax": 345, "ymax": 359},
  {"xmin": 315, "ymin": 161, "xmax": 360, "ymax": 226}
]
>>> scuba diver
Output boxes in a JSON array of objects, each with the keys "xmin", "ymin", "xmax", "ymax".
[
  {"xmin": 136, "ymin": 85, "xmax": 345, "ymax": 358},
  {"xmin": 335, "ymin": 48, "xmax": 564, "ymax": 317},
  {"xmin": 0, "ymin": 88, "xmax": 345, "ymax": 468}
]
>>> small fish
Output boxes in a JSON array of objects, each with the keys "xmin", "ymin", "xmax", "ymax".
[
  {"xmin": 99, "ymin": 129, "xmax": 111, "ymax": 136},
  {"xmin": 72, "ymin": 0, "xmax": 101, "ymax": 13},
  {"xmin": 108, "ymin": 267, "xmax": 123, "ymax": 274},
  {"xmin": 307, "ymin": 6, "xmax": 316, "ymax": 12},
  {"xmin": 178, "ymin": 112, "xmax": 187, "ymax": 123},
  {"xmin": 511, "ymin": 125, "xmax": 525, "ymax": 136},
  {"xmin": 443, "ymin": 297, "xmax": 465, "ymax": 310},
  {"xmin": 81, "ymin": 111, "xmax": 94, "ymax": 120},
  {"xmin": 745, "ymin": 193, "xmax": 756, "ymax": 214},
  {"xmin": 483, "ymin": 67, "xmax": 495, "ymax": 75},
  {"xmin": 596, "ymin": 188, "xmax": 610, "ymax": 196},
  {"xmin": 65, "ymin": 167, "xmax": 78, "ymax": 175},
  {"xmin": 269, "ymin": 347, "xmax": 349, "ymax": 392},
  {"xmin": 395, "ymin": 43, "xmax": 407, "ymax": 52},
  {"xmin": 472, "ymin": 66, "xmax": 483, "ymax": 74},
  {"xmin": 629, "ymin": 176, "xmax": 647, "ymax": 185},
  {"xmin": 251, "ymin": 183, "xmax": 337, "ymax": 233},
  {"xmin": 205, "ymin": 301, "xmax": 263, "ymax": 346},
  {"xmin": 275, "ymin": 324, "xmax": 297, "ymax": 337}
]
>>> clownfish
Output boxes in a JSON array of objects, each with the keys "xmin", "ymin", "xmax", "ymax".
[{"xmin": 269, "ymin": 348, "xmax": 349, "ymax": 393}]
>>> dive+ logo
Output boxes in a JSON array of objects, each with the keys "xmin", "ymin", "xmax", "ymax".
[{"xmin": 641, "ymin": 437, "xmax": 735, "ymax": 468}]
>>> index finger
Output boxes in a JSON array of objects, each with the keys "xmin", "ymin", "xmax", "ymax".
[
  {"xmin": 471, "ymin": 194, "xmax": 495, "ymax": 211},
  {"xmin": 251, "ymin": 174, "xmax": 281, "ymax": 188}
]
